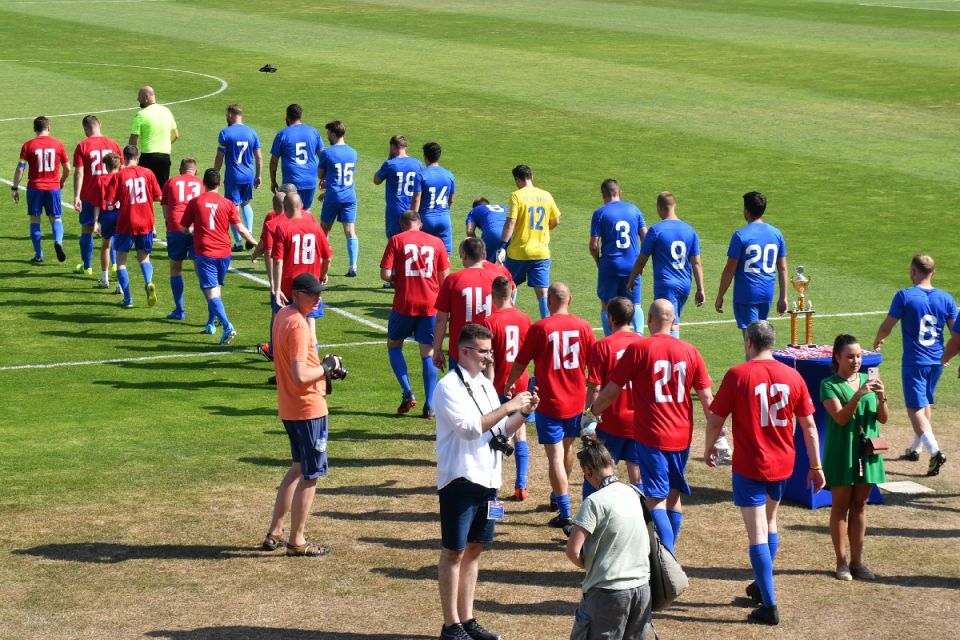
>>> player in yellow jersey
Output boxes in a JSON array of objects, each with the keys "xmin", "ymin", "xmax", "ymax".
[{"xmin": 496, "ymin": 164, "xmax": 561, "ymax": 318}]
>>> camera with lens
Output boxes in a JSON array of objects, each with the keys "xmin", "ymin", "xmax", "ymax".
[
  {"xmin": 321, "ymin": 354, "xmax": 348, "ymax": 394},
  {"xmin": 489, "ymin": 432, "xmax": 514, "ymax": 457}
]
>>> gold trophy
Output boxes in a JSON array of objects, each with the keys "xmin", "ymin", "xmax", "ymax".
[{"xmin": 789, "ymin": 265, "xmax": 814, "ymax": 346}]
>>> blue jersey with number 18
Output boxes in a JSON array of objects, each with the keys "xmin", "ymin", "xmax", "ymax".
[
  {"xmin": 418, "ymin": 166, "xmax": 456, "ymax": 218},
  {"xmin": 217, "ymin": 124, "xmax": 261, "ymax": 186},
  {"xmin": 590, "ymin": 200, "xmax": 646, "ymax": 277},
  {"xmin": 375, "ymin": 156, "xmax": 423, "ymax": 217},
  {"xmin": 640, "ymin": 219, "xmax": 701, "ymax": 297},
  {"xmin": 889, "ymin": 286, "xmax": 957, "ymax": 366},
  {"xmin": 319, "ymin": 143, "xmax": 357, "ymax": 204},
  {"xmin": 728, "ymin": 221, "xmax": 787, "ymax": 304},
  {"xmin": 270, "ymin": 123, "xmax": 324, "ymax": 189}
]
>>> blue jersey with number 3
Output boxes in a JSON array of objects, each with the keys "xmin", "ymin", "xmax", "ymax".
[
  {"xmin": 418, "ymin": 166, "xmax": 456, "ymax": 219},
  {"xmin": 728, "ymin": 221, "xmax": 786, "ymax": 304},
  {"xmin": 218, "ymin": 124, "xmax": 260, "ymax": 186},
  {"xmin": 270, "ymin": 123, "xmax": 324, "ymax": 189},
  {"xmin": 640, "ymin": 219, "xmax": 701, "ymax": 297},
  {"xmin": 888, "ymin": 286, "xmax": 957, "ymax": 366},
  {"xmin": 376, "ymin": 156, "xmax": 423, "ymax": 217},
  {"xmin": 590, "ymin": 200, "xmax": 646, "ymax": 276},
  {"xmin": 319, "ymin": 143, "xmax": 358, "ymax": 204}
]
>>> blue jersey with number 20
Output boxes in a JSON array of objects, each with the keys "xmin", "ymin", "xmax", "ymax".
[
  {"xmin": 640, "ymin": 219, "xmax": 701, "ymax": 298},
  {"xmin": 728, "ymin": 221, "xmax": 786, "ymax": 304},
  {"xmin": 590, "ymin": 200, "xmax": 646, "ymax": 276}
]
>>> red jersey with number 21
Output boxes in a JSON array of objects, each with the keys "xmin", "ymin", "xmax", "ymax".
[
  {"xmin": 272, "ymin": 216, "xmax": 333, "ymax": 298},
  {"xmin": 482, "ymin": 306, "xmax": 531, "ymax": 397},
  {"xmin": 435, "ymin": 267, "xmax": 499, "ymax": 358},
  {"xmin": 709, "ymin": 359, "xmax": 814, "ymax": 482},
  {"xmin": 180, "ymin": 191, "xmax": 240, "ymax": 258},
  {"xmin": 588, "ymin": 331, "xmax": 644, "ymax": 440},
  {"xmin": 381, "ymin": 229, "xmax": 450, "ymax": 317},
  {"xmin": 73, "ymin": 136, "xmax": 122, "ymax": 203},
  {"xmin": 515, "ymin": 313, "xmax": 596, "ymax": 420},
  {"xmin": 110, "ymin": 166, "xmax": 162, "ymax": 235}
]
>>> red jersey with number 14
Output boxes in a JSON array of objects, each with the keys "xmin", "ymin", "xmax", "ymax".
[
  {"xmin": 515, "ymin": 313, "xmax": 596, "ymax": 419},
  {"xmin": 610, "ymin": 334, "xmax": 711, "ymax": 451},
  {"xmin": 588, "ymin": 330, "xmax": 645, "ymax": 439},
  {"xmin": 709, "ymin": 359, "xmax": 814, "ymax": 482},
  {"xmin": 20, "ymin": 135, "xmax": 68, "ymax": 190},
  {"xmin": 272, "ymin": 216, "xmax": 333, "ymax": 298},
  {"xmin": 161, "ymin": 173, "xmax": 203, "ymax": 232},
  {"xmin": 180, "ymin": 191, "xmax": 240, "ymax": 258},
  {"xmin": 481, "ymin": 306, "xmax": 531, "ymax": 396},
  {"xmin": 109, "ymin": 166, "xmax": 162, "ymax": 235},
  {"xmin": 436, "ymin": 267, "xmax": 500, "ymax": 357},
  {"xmin": 73, "ymin": 136, "xmax": 122, "ymax": 204},
  {"xmin": 381, "ymin": 229, "xmax": 450, "ymax": 317}
]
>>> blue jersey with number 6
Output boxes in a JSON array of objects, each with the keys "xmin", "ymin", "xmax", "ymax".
[
  {"xmin": 418, "ymin": 166, "xmax": 456, "ymax": 219},
  {"xmin": 728, "ymin": 222, "xmax": 786, "ymax": 304},
  {"xmin": 376, "ymin": 156, "xmax": 423, "ymax": 218},
  {"xmin": 319, "ymin": 143, "xmax": 357, "ymax": 204},
  {"xmin": 888, "ymin": 286, "xmax": 957, "ymax": 366},
  {"xmin": 270, "ymin": 123, "xmax": 324, "ymax": 190},
  {"xmin": 218, "ymin": 124, "xmax": 260, "ymax": 186},
  {"xmin": 466, "ymin": 203, "xmax": 507, "ymax": 259},
  {"xmin": 640, "ymin": 219, "xmax": 700, "ymax": 298},
  {"xmin": 590, "ymin": 200, "xmax": 646, "ymax": 277}
]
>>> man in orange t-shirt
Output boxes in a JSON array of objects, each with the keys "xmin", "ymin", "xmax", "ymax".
[{"xmin": 263, "ymin": 273, "xmax": 331, "ymax": 557}]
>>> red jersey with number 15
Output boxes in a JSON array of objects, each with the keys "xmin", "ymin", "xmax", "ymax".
[
  {"xmin": 272, "ymin": 216, "xmax": 333, "ymax": 298},
  {"xmin": 180, "ymin": 191, "xmax": 240, "ymax": 258},
  {"xmin": 161, "ymin": 173, "xmax": 203, "ymax": 232},
  {"xmin": 73, "ymin": 136, "xmax": 122, "ymax": 204},
  {"xmin": 381, "ymin": 229, "xmax": 450, "ymax": 317},
  {"xmin": 515, "ymin": 313, "xmax": 596, "ymax": 419},
  {"xmin": 588, "ymin": 330, "xmax": 645, "ymax": 439},
  {"xmin": 436, "ymin": 267, "xmax": 500, "ymax": 358},
  {"xmin": 109, "ymin": 166, "xmax": 162, "ymax": 235},
  {"xmin": 20, "ymin": 136, "xmax": 69, "ymax": 190},
  {"xmin": 481, "ymin": 306, "xmax": 531, "ymax": 397},
  {"xmin": 709, "ymin": 359, "xmax": 814, "ymax": 482}
]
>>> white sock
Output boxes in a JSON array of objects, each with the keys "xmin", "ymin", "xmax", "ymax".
[
  {"xmin": 910, "ymin": 434, "xmax": 922, "ymax": 452},
  {"xmin": 920, "ymin": 432, "xmax": 940, "ymax": 455},
  {"xmin": 100, "ymin": 270, "xmax": 110, "ymax": 284}
]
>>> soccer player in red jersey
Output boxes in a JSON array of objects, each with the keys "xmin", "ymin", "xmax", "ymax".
[
  {"xmin": 704, "ymin": 320, "xmax": 825, "ymax": 626},
  {"xmin": 252, "ymin": 191, "xmax": 288, "ymax": 360},
  {"xmin": 506, "ymin": 282, "xmax": 596, "ymax": 531},
  {"xmin": 381, "ymin": 210, "xmax": 451, "ymax": 416},
  {"xmin": 179, "ymin": 169, "xmax": 257, "ymax": 345},
  {"xmin": 106, "ymin": 145, "xmax": 162, "ymax": 308},
  {"xmin": 161, "ymin": 158, "xmax": 202, "ymax": 320},
  {"xmin": 72, "ymin": 115, "xmax": 122, "ymax": 276},
  {"xmin": 481, "ymin": 275, "xmax": 532, "ymax": 499},
  {"xmin": 588, "ymin": 299, "xmax": 713, "ymax": 555},
  {"xmin": 11, "ymin": 116, "xmax": 71, "ymax": 264},
  {"xmin": 90, "ymin": 152, "xmax": 122, "ymax": 290},
  {"xmin": 433, "ymin": 238, "xmax": 499, "ymax": 373}
]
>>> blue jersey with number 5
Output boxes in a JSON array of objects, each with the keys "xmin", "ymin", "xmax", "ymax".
[
  {"xmin": 218, "ymin": 124, "xmax": 260, "ymax": 186},
  {"xmin": 418, "ymin": 166, "xmax": 455, "ymax": 218},
  {"xmin": 319, "ymin": 143, "xmax": 357, "ymax": 204},
  {"xmin": 590, "ymin": 200, "xmax": 646, "ymax": 277},
  {"xmin": 376, "ymin": 156, "xmax": 423, "ymax": 217},
  {"xmin": 728, "ymin": 222, "xmax": 786, "ymax": 304},
  {"xmin": 270, "ymin": 124, "xmax": 324, "ymax": 190},
  {"xmin": 640, "ymin": 219, "xmax": 701, "ymax": 297},
  {"xmin": 888, "ymin": 286, "xmax": 957, "ymax": 366}
]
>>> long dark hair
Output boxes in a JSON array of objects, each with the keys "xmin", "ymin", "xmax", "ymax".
[
  {"xmin": 831, "ymin": 334, "xmax": 860, "ymax": 373},
  {"xmin": 576, "ymin": 434, "xmax": 614, "ymax": 473}
]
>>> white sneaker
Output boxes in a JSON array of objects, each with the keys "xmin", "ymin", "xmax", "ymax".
[
  {"xmin": 114, "ymin": 284, "xmax": 123, "ymax": 295},
  {"xmin": 94, "ymin": 278, "xmax": 109, "ymax": 289},
  {"xmin": 715, "ymin": 447, "xmax": 733, "ymax": 466}
]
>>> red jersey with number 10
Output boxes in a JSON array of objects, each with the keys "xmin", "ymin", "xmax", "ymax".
[
  {"xmin": 588, "ymin": 331, "xmax": 645, "ymax": 439},
  {"xmin": 161, "ymin": 173, "xmax": 203, "ymax": 232},
  {"xmin": 272, "ymin": 216, "xmax": 333, "ymax": 298},
  {"xmin": 381, "ymin": 229, "xmax": 450, "ymax": 317},
  {"xmin": 481, "ymin": 306, "xmax": 531, "ymax": 397},
  {"xmin": 435, "ymin": 267, "xmax": 499, "ymax": 357},
  {"xmin": 709, "ymin": 359, "xmax": 814, "ymax": 482},
  {"xmin": 109, "ymin": 166, "xmax": 162, "ymax": 235},
  {"xmin": 73, "ymin": 136, "xmax": 122, "ymax": 204},
  {"xmin": 180, "ymin": 191, "xmax": 240, "ymax": 258},
  {"xmin": 20, "ymin": 136, "xmax": 68, "ymax": 190},
  {"xmin": 515, "ymin": 313, "xmax": 596, "ymax": 419}
]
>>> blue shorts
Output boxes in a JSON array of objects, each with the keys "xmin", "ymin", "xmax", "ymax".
[
  {"xmin": 732, "ymin": 471, "xmax": 785, "ymax": 507},
  {"xmin": 535, "ymin": 412, "xmax": 581, "ymax": 446},
  {"xmin": 902, "ymin": 365, "xmax": 943, "ymax": 409},
  {"xmin": 114, "ymin": 233, "xmax": 154, "ymax": 255},
  {"xmin": 26, "ymin": 188, "xmax": 62, "ymax": 218},
  {"xmin": 282, "ymin": 416, "xmax": 329, "ymax": 480},
  {"xmin": 298, "ymin": 187, "xmax": 316, "ymax": 211},
  {"xmin": 320, "ymin": 199, "xmax": 357, "ymax": 225},
  {"xmin": 597, "ymin": 271, "xmax": 642, "ymax": 306},
  {"xmin": 99, "ymin": 212, "xmax": 119, "ymax": 240},
  {"xmin": 636, "ymin": 442, "xmax": 691, "ymax": 500},
  {"xmin": 385, "ymin": 212, "xmax": 401, "ymax": 239},
  {"xmin": 195, "ymin": 255, "xmax": 230, "ymax": 289},
  {"xmin": 307, "ymin": 299, "xmax": 324, "ymax": 319},
  {"xmin": 79, "ymin": 200, "xmax": 96, "ymax": 226},
  {"xmin": 166, "ymin": 231, "xmax": 194, "ymax": 262},
  {"xmin": 387, "ymin": 312, "xmax": 435, "ymax": 344},
  {"xmin": 224, "ymin": 182, "xmax": 254, "ymax": 205},
  {"xmin": 596, "ymin": 429, "xmax": 641, "ymax": 466},
  {"xmin": 421, "ymin": 215, "xmax": 453, "ymax": 255},
  {"xmin": 655, "ymin": 287, "xmax": 689, "ymax": 322},
  {"xmin": 504, "ymin": 257, "xmax": 551, "ymax": 289},
  {"xmin": 438, "ymin": 478, "xmax": 497, "ymax": 551},
  {"xmin": 733, "ymin": 302, "xmax": 770, "ymax": 329}
]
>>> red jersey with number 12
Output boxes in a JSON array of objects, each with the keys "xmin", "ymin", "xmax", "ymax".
[
  {"xmin": 588, "ymin": 331, "xmax": 645, "ymax": 439},
  {"xmin": 161, "ymin": 173, "xmax": 203, "ymax": 232},
  {"xmin": 481, "ymin": 306, "xmax": 531, "ymax": 396},
  {"xmin": 73, "ymin": 136, "xmax": 122, "ymax": 204},
  {"xmin": 109, "ymin": 166, "xmax": 162, "ymax": 235},
  {"xmin": 516, "ymin": 313, "xmax": 596, "ymax": 419},
  {"xmin": 381, "ymin": 229, "xmax": 450, "ymax": 317},
  {"xmin": 180, "ymin": 191, "xmax": 240, "ymax": 258},
  {"xmin": 272, "ymin": 216, "xmax": 333, "ymax": 298},
  {"xmin": 20, "ymin": 136, "xmax": 68, "ymax": 190},
  {"xmin": 436, "ymin": 267, "xmax": 499, "ymax": 357},
  {"xmin": 709, "ymin": 359, "xmax": 814, "ymax": 482}
]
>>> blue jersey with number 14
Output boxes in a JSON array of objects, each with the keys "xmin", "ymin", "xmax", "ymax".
[
  {"xmin": 375, "ymin": 156, "xmax": 423, "ymax": 217},
  {"xmin": 319, "ymin": 143, "xmax": 357, "ymax": 204},
  {"xmin": 889, "ymin": 286, "xmax": 957, "ymax": 366},
  {"xmin": 728, "ymin": 221, "xmax": 786, "ymax": 304},
  {"xmin": 418, "ymin": 166, "xmax": 456, "ymax": 218},
  {"xmin": 270, "ymin": 123, "xmax": 324, "ymax": 189},
  {"xmin": 590, "ymin": 200, "xmax": 646, "ymax": 276},
  {"xmin": 640, "ymin": 219, "xmax": 700, "ymax": 297},
  {"xmin": 218, "ymin": 124, "xmax": 260, "ymax": 186}
]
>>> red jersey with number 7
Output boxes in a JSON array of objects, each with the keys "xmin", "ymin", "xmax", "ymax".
[
  {"xmin": 109, "ymin": 166, "xmax": 162, "ymax": 235},
  {"xmin": 20, "ymin": 135, "xmax": 68, "ymax": 190},
  {"xmin": 588, "ymin": 330, "xmax": 645, "ymax": 440},
  {"xmin": 73, "ymin": 136, "xmax": 122, "ymax": 204},
  {"xmin": 161, "ymin": 173, "xmax": 203, "ymax": 232},
  {"xmin": 709, "ymin": 359, "xmax": 814, "ymax": 482},
  {"xmin": 272, "ymin": 216, "xmax": 333, "ymax": 298},
  {"xmin": 515, "ymin": 313, "xmax": 596, "ymax": 419},
  {"xmin": 381, "ymin": 229, "xmax": 450, "ymax": 317},
  {"xmin": 180, "ymin": 191, "xmax": 240, "ymax": 258},
  {"xmin": 435, "ymin": 267, "xmax": 500, "ymax": 358},
  {"xmin": 481, "ymin": 306, "xmax": 531, "ymax": 397}
]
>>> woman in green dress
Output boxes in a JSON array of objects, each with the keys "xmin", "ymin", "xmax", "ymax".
[{"xmin": 821, "ymin": 334, "xmax": 887, "ymax": 582}]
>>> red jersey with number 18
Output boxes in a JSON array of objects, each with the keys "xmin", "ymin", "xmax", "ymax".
[
  {"xmin": 435, "ymin": 267, "xmax": 499, "ymax": 358},
  {"xmin": 73, "ymin": 136, "xmax": 122, "ymax": 204},
  {"xmin": 272, "ymin": 216, "xmax": 333, "ymax": 298},
  {"xmin": 161, "ymin": 173, "xmax": 203, "ymax": 232},
  {"xmin": 20, "ymin": 136, "xmax": 69, "ymax": 190},
  {"xmin": 180, "ymin": 191, "xmax": 240, "ymax": 258},
  {"xmin": 109, "ymin": 166, "xmax": 162, "ymax": 235},
  {"xmin": 709, "ymin": 359, "xmax": 814, "ymax": 482},
  {"xmin": 588, "ymin": 330, "xmax": 644, "ymax": 439},
  {"xmin": 515, "ymin": 313, "xmax": 596, "ymax": 420},
  {"xmin": 381, "ymin": 229, "xmax": 450, "ymax": 317},
  {"xmin": 481, "ymin": 306, "xmax": 531, "ymax": 397}
]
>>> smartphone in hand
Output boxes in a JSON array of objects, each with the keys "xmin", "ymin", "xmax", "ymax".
[{"xmin": 867, "ymin": 367, "xmax": 879, "ymax": 381}]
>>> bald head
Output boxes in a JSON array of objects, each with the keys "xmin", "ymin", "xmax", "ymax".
[
  {"xmin": 648, "ymin": 299, "xmax": 676, "ymax": 334},
  {"xmin": 282, "ymin": 192, "xmax": 303, "ymax": 218},
  {"xmin": 137, "ymin": 86, "xmax": 156, "ymax": 107},
  {"xmin": 547, "ymin": 282, "xmax": 571, "ymax": 313},
  {"xmin": 272, "ymin": 191, "xmax": 285, "ymax": 213}
]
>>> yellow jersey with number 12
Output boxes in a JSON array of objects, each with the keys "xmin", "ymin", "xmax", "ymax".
[{"xmin": 507, "ymin": 186, "xmax": 560, "ymax": 261}]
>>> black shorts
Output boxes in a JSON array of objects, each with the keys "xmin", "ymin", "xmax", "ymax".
[
  {"xmin": 139, "ymin": 152, "xmax": 171, "ymax": 189},
  {"xmin": 438, "ymin": 478, "xmax": 497, "ymax": 551}
]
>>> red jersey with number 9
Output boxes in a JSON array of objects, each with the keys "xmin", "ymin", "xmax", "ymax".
[
  {"xmin": 588, "ymin": 330, "xmax": 645, "ymax": 439},
  {"xmin": 515, "ymin": 313, "xmax": 596, "ymax": 419},
  {"xmin": 435, "ymin": 267, "xmax": 500, "ymax": 358},
  {"xmin": 180, "ymin": 191, "xmax": 240, "ymax": 258},
  {"xmin": 20, "ymin": 136, "xmax": 68, "ymax": 190},
  {"xmin": 381, "ymin": 229, "xmax": 450, "ymax": 317},
  {"xmin": 109, "ymin": 166, "xmax": 162, "ymax": 235},
  {"xmin": 161, "ymin": 173, "xmax": 203, "ymax": 232},
  {"xmin": 272, "ymin": 215, "xmax": 333, "ymax": 298},
  {"xmin": 709, "ymin": 359, "xmax": 814, "ymax": 481},
  {"xmin": 73, "ymin": 136, "xmax": 122, "ymax": 203},
  {"xmin": 481, "ymin": 306, "xmax": 531, "ymax": 397}
]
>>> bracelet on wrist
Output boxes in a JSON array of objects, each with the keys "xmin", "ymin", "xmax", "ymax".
[
  {"xmin": 520, "ymin": 410, "xmax": 531, "ymax": 418},
  {"xmin": 809, "ymin": 465, "xmax": 823, "ymax": 471}
]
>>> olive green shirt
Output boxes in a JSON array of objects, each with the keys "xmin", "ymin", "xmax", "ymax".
[{"xmin": 131, "ymin": 104, "xmax": 177, "ymax": 154}]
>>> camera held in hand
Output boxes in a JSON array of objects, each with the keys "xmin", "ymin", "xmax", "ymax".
[{"xmin": 489, "ymin": 432, "xmax": 514, "ymax": 457}]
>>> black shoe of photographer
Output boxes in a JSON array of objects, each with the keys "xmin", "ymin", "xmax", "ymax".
[
  {"xmin": 748, "ymin": 605, "xmax": 779, "ymax": 626},
  {"xmin": 439, "ymin": 623, "xmax": 471, "ymax": 640},
  {"xmin": 422, "ymin": 405, "xmax": 435, "ymax": 420},
  {"xmin": 462, "ymin": 618, "xmax": 501, "ymax": 640}
]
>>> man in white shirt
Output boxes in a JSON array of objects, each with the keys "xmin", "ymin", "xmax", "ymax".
[{"xmin": 433, "ymin": 323, "xmax": 538, "ymax": 640}]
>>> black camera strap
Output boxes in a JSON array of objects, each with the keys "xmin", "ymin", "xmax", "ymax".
[{"xmin": 453, "ymin": 364, "xmax": 496, "ymax": 418}]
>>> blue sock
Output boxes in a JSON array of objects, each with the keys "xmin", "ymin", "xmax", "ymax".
[
  {"xmin": 140, "ymin": 261, "xmax": 153, "ymax": 284},
  {"xmin": 538, "ymin": 296, "xmax": 549, "ymax": 319},
  {"xmin": 80, "ymin": 232, "xmax": 94, "ymax": 269},
  {"xmin": 110, "ymin": 244, "xmax": 117, "ymax": 265},
  {"xmin": 670, "ymin": 329, "xmax": 680, "ymax": 338},
  {"xmin": 29, "ymin": 223, "xmax": 42, "ymax": 256},
  {"xmin": 421, "ymin": 355, "xmax": 437, "ymax": 406},
  {"xmin": 550, "ymin": 491, "xmax": 556, "ymax": 508},
  {"xmin": 170, "ymin": 275, "xmax": 184, "ymax": 312},
  {"xmin": 241, "ymin": 203, "xmax": 254, "ymax": 234},
  {"xmin": 231, "ymin": 225, "xmax": 242, "ymax": 246},
  {"xmin": 768, "ymin": 532, "xmax": 779, "ymax": 562},
  {"xmin": 556, "ymin": 493, "xmax": 571, "ymax": 519},
  {"xmin": 514, "ymin": 440, "xmax": 529, "ymax": 489},
  {"xmin": 388, "ymin": 347, "xmax": 412, "ymax": 395},
  {"xmin": 668, "ymin": 509, "xmax": 683, "ymax": 543},
  {"xmin": 749, "ymin": 543, "xmax": 776, "ymax": 607},
  {"xmin": 582, "ymin": 479, "xmax": 596, "ymax": 500},
  {"xmin": 51, "ymin": 218, "xmax": 64, "ymax": 244},
  {"xmin": 117, "ymin": 268, "xmax": 131, "ymax": 301},
  {"xmin": 347, "ymin": 237, "xmax": 359, "ymax": 268},
  {"xmin": 208, "ymin": 296, "xmax": 230, "ymax": 328},
  {"xmin": 651, "ymin": 508, "xmax": 676, "ymax": 555},
  {"xmin": 632, "ymin": 306, "xmax": 644, "ymax": 335},
  {"xmin": 600, "ymin": 310, "xmax": 611, "ymax": 336}
]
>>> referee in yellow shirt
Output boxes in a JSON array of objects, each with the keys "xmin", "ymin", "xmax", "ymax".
[
  {"xmin": 496, "ymin": 164, "xmax": 560, "ymax": 318},
  {"xmin": 129, "ymin": 85, "xmax": 179, "ymax": 188}
]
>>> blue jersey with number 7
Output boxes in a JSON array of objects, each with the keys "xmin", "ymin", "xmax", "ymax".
[
  {"xmin": 218, "ymin": 123, "xmax": 260, "ymax": 186},
  {"xmin": 727, "ymin": 221, "xmax": 786, "ymax": 304}
]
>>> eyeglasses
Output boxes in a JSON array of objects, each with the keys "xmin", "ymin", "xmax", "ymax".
[{"xmin": 463, "ymin": 346, "xmax": 493, "ymax": 357}]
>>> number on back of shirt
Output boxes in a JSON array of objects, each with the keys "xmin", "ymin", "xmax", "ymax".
[
  {"xmin": 505, "ymin": 326, "xmax": 520, "ymax": 362},
  {"xmin": 291, "ymin": 233, "xmax": 316, "ymax": 265},
  {"xmin": 395, "ymin": 171, "xmax": 416, "ymax": 197},
  {"xmin": 125, "ymin": 177, "xmax": 147, "ymax": 205},
  {"xmin": 204, "ymin": 203, "xmax": 218, "ymax": 230},
  {"xmin": 335, "ymin": 162, "xmax": 355, "ymax": 187},
  {"xmin": 616, "ymin": 348, "xmax": 633, "ymax": 390},
  {"xmin": 670, "ymin": 241, "xmax": 687, "ymax": 270},
  {"xmin": 88, "ymin": 149, "xmax": 108, "ymax": 176},
  {"xmin": 177, "ymin": 180, "xmax": 201, "ymax": 203},
  {"xmin": 403, "ymin": 243, "xmax": 435, "ymax": 278},
  {"xmin": 236, "ymin": 141, "xmax": 249, "ymax": 165},
  {"xmin": 918, "ymin": 314, "xmax": 938, "ymax": 347},
  {"xmin": 528, "ymin": 206, "xmax": 546, "ymax": 230},
  {"xmin": 743, "ymin": 244, "xmax": 777, "ymax": 274},
  {"xmin": 427, "ymin": 186, "xmax": 449, "ymax": 210},
  {"xmin": 755, "ymin": 383, "xmax": 790, "ymax": 427},
  {"xmin": 547, "ymin": 330, "xmax": 580, "ymax": 370},
  {"xmin": 653, "ymin": 360, "xmax": 687, "ymax": 402},
  {"xmin": 614, "ymin": 220, "xmax": 631, "ymax": 249},
  {"xmin": 294, "ymin": 142, "xmax": 308, "ymax": 165},
  {"xmin": 461, "ymin": 287, "xmax": 491, "ymax": 321},
  {"xmin": 34, "ymin": 148, "xmax": 55, "ymax": 172}
]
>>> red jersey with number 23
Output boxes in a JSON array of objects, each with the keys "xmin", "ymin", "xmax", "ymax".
[
  {"xmin": 481, "ymin": 306, "xmax": 531, "ymax": 397},
  {"xmin": 709, "ymin": 359, "xmax": 814, "ymax": 482},
  {"xmin": 588, "ymin": 331, "xmax": 645, "ymax": 439},
  {"xmin": 20, "ymin": 136, "xmax": 68, "ymax": 190},
  {"xmin": 272, "ymin": 216, "xmax": 333, "ymax": 298},
  {"xmin": 73, "ymin": 136, "xmax": 122, "ymax": 204},
  {"xmin": 180, "ymin": 191, "xmax": 240, "ymax": 258},
  {"xmin": 381, "ymin": 229, "xmax": 450, "ymax": 317},
  {"xmin": 436, "ymin": 267, "xmax": 499, "ymax": 358},
  {"xmin": 109, "ymin": 166, "xmax": 162, "ymax": 235},
  {"xmin": 161, "ymin": 173, "xmax": 203, "ymax": 232},
  {"xmin": 516, "ymin": 313, "xmax": 596, "ymax": 420}
]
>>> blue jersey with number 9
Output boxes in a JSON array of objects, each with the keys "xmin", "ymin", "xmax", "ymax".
[
  {"xmin": 728, "ymin": 221, "xmax": 786, "ymax": 304},
  {"xmin": 640, "ymin": 218, "xmax": 701, "ymax": 298},
  {"xmin": 590, "ymin": 200, "xmax": 646, "ymax": 277}
]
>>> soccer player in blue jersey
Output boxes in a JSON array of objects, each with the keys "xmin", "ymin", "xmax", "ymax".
[
  {"xmin": 874, "ymin": 254, "xmax": 955, "ymax": 476},
  {"xmin": 269, "ymin": 104, "xmax": 323, "ymax": 210},
  {"xmin": 588, "ymin": 179, "xmax": 646, "ymax": 335},
  {"xmin": 214, "ymin": 104, "xmax": 262, "ymax": 252},
  {"xmin": 465, "ymin": 197, "xmax": 508, "ymax": 262},
  {"xmin": 629, "ymin": 192, "xmax": 705, "ymax": 338},
  {"xmin": 318, "ymin": 120, "xmax": 359, "ymax": 277},
  {"xmin": 715, "ymin": 191, "xmax": 788, "ymax": 333},
  {"xmin": 417, "ymin": 142, "xmax": 456, "ymax": 255},
  {"xmin": 374, "ymin": 134, "xmax": 423, "ymax": 239}
]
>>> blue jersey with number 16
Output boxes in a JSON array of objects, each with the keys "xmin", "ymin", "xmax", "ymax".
[
  {"xmin": 376, "ymin": 156, "xmax": 423, "ymax": 217},
  {"xmin": 270, "ymin": 123, "xmax": 324, "ymax": 189},
  {"xmin": 728, "ymin": 221, "xmax": 786, "ymax": 304},
  {"xmin": 640, "ymin": 219, "xmax": 701, "ymax": 298},
  {"xmin": 218, "ymin": 124, "xmax": 260, "ymax": 186},
  {"xmin": 590, "ymin": 200, "xmax": 646, "ymax": 277},
  {"xmin": 319, "ymin": 144, "xmax": 357, "ymax": 204}
]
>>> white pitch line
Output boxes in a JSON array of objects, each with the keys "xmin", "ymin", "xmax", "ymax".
[
  {"xmin": 858, "ymin": 2, "xmax": 960, "ymax": 11},
  {"xmin": 591, "ymin": 309, "xmax": 887, "ymax": 332}
]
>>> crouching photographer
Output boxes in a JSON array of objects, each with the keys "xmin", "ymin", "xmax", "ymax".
[{"xmin": 433, "ymin": 323, "xmax": 539, "ymax": 640}]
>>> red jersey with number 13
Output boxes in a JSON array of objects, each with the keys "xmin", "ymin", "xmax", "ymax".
[
  {"xmin": 20, "ymin": 136, "xmax": 68, "ymax": 190},
  {"xmin": 109, "ymin": 166, "xmax": 162, "ymax": 235},
  {"xmin": 482, "ymin": 306, "xmax": 531, "ymax": 396},
  {"xmin": 381, "ymin": 229, "xmax": 450, "ymax": 317},
  {"xmin": 272, "ymin": 216, "xmax": 333, "ymax": 298},
  {"xmin": 180, "ymin": 191, "xmax": 240, "ymax": 258},
  {"xmin": 161, "ymin": 173, "xmax": 203, "ymax": 232},
  {"xmin": 73, "ymin": 136, "xmax": 122, "ymax": 204},
  {"xmin": 588, "ymin": 331, "xmax": 645, "ymax": 439}
]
